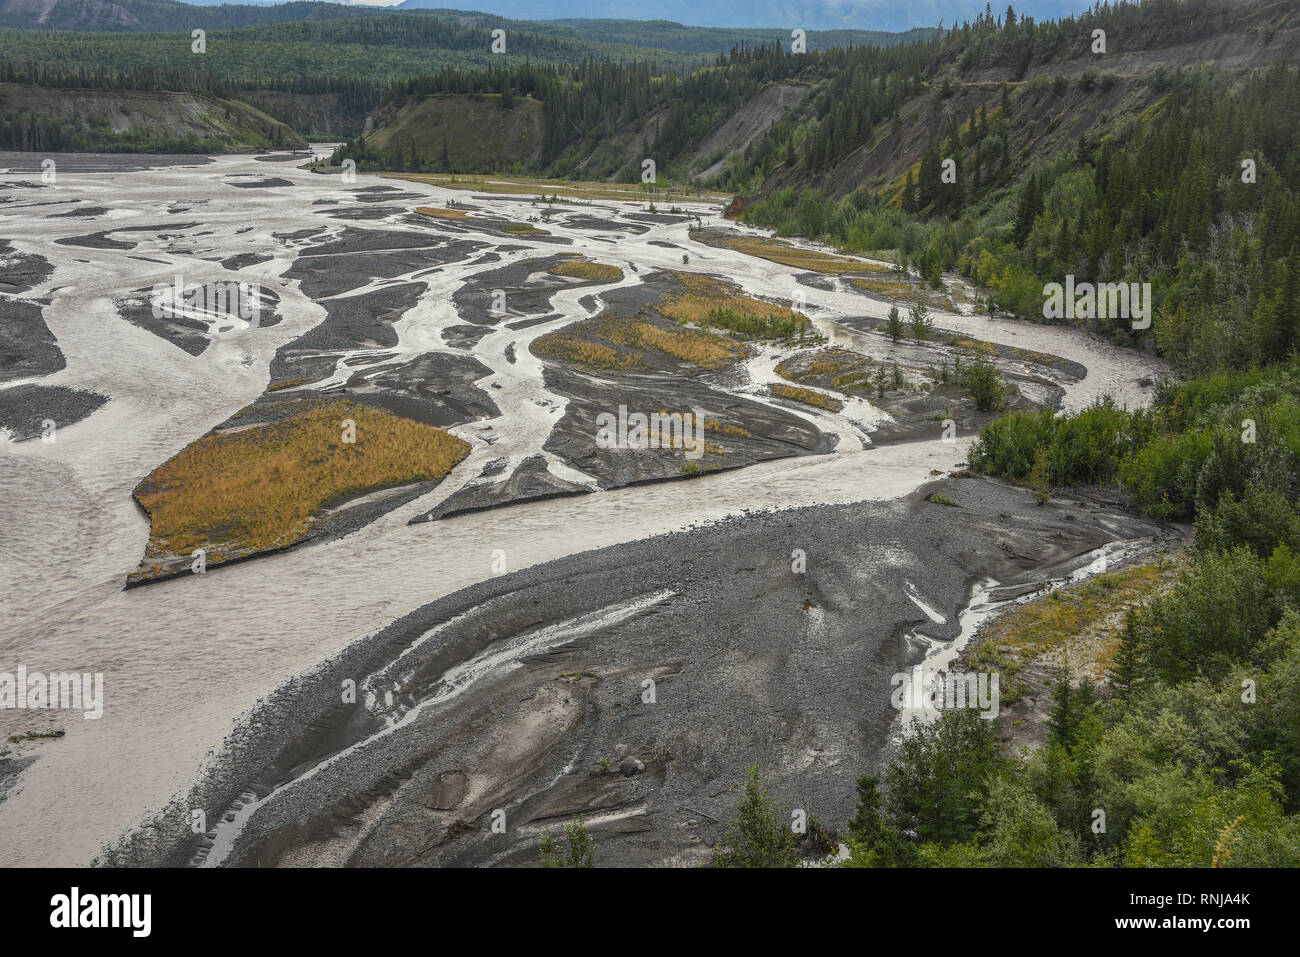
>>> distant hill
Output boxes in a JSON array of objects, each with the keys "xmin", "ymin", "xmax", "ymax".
[
  {"xmin": 0, "ymin": 11, "xmax": 722, "ymax": 93},
  {"xmin": 0, "ymin": 0, "xmax": 378, "ymax": 31},
  {"xmin": 0, "ymin": 0, "xmax": 929, "ymax": 49},
  {"xmin": 430, "ymin": 15, "xmax": 937, "ymax": 53},
  {"xmin": 365, "ymin": 92, "xmax": 548, "ymax": 169},
  {"xmin": 0, "ymin": 2, "xmax": 932, "ymax": 140},
  {"xmin": 396, "ymin": 0, "xmax": 1098, "ymax": 32}
]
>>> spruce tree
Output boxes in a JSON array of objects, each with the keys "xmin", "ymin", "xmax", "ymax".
[
  {"xmin": 886, "ymin": 305, "xmax": 904, "ymax": 342},
  {"xmin": 1012, "ymin": 173, "xmax": 1042, "ymax": 248},
  {"xmin": 1108, "ymin": 607, "xmax": 1147, "ymax": 697},
  {"xmin": 1046, "ymin": 664, "xmax": 1095, "ymax": 750},
  {"xmin": 845, "ymin": 775, "xmax": 917, "ymax": 867},
  {"xmin": 902, "ymin": 167, "xmax": 917, "ymax": 213}
]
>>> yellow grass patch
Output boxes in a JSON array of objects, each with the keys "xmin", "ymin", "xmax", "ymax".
[
  {"xmin": 721, "ymin": 235, "xmax": 890, "ymax": 274},
  {"xmin": 500, "ymin": 221, "xmax": 548, "ymax": 234},
  {"xmin": 548, "ymin": 260, "xmax": 625, "ymax": 282},
  {"xmin": 1006, "ymin": 346, "xmax": 1071, "ymax": 369},
  {"xmin": 952, "ymin": 337, "xmax": 998, "ymax": 356},
  {"xmin": 770, "ymin": 383, "xmax": 844, "ymax": 412},
  {"xmin": 134, "ymin": 399, "xmax": 469, "ymax": 565},
  {"xmin": 633, "ymin": 321, "xmax": 745, "ymax": 369},
  {"xmin": 775, "ymin": 347, "xmax": 874, "ymax": 392},
  {"xmin": 531, "ymin": 333, "xmax": 646, "ymax": 371},
  {"xmin": 705, "ymin": 418, "xmax": 751, "ymax": 437},
  {"xmin": 967, "ymin": 561, "xmax": 1176, "ymax": 685},
  {"xmin": 415, "ymin": 206, "xmax": 471, "ymax": 220},
  {"xmin": 384, "ymin": 172, "xmax": 726, "ymax": 204},
  {"xmin": 851, "ymin": 277, "xmax": 913, "ymax": 299},
  {"xmin": 532, "ymin": 313, "xmax": 745, "ymax": 371},
  {"xmin": 268, "ymin": 378, "xmax": 309, "ymax": 392},
  {"xmin": 657, "ymin": 272, "xmax": 809, "ymax": 340}
]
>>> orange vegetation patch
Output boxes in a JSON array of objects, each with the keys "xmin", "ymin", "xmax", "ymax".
[
  {"xmin": 770, "ymin": 382, "xmax": 844, "ymax": 412},
  {"xmin": 548, "ymin": 260, "xmax": 625, "ymax": 282},
  {"xmin": 415, "ymin": 206, "xmax": 471, "ymax": 219},
  {"xmin": 133, "ymin": 399, "xmax": 469, "ymax": 566},
  {"xmin": 533, "ymin": 313, "xmax": 746, "ymax": 371}
]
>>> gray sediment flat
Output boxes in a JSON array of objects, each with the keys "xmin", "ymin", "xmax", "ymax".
[
  {"xmin": 0, "ymin": 297, "xmax": 63, "ymax": 381},
  {"xmin": 0, "ymin": 383, "xmax": 106, "ymax": 440},
  {"xmin": 0, "ymin": 151, "xmax": 213, "ymax": 173},
  {"xmin": 412, "ymin": 453, "xmax": 591, "ymax": 521},
  {"xmin": 102, "ymin": 476, "xmax": 1178, "ymax": 868},
  {"xmin": 268, "ymin": 282, "xmax": 425, "ymax": 386},
  {"xmin": 226, "ymin": 177, "xmax": 295, "ymax": 189},
  {"xmin": 451, "ymin": 254, "xmax": 605, "ymax": 328},
  {"xmin": 283, "ymin": 226, "xmax": 484, "ymax": 299},
  {"xmin": 564, "ymin": 215, "xmax": 649, "ymax": 234},
  {"xmin": 116, "ymin": 283, "xmax": 283, "ymax": 357}
]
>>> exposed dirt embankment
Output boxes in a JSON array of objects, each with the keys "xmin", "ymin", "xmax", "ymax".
[
  {"xmin": 0, "ymin": 83, "xmax": 307, "ymax": 152},
  {"xmin": 691, "ymin": 83, "xmax": 808, "ymax": 181},
  {"xmin": 564, "ymin": 81, "xmax": 809, "ymax": 184},
  {"xmin": 770, "ymin": 74, "xmax": 1164, "ymax": 204}
]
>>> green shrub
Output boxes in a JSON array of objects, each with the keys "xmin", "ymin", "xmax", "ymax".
[
  {"xmin": 713, "ymin": 765, "xmax": 800, "ymax": 868},
  {"xmin": 968, "ymin": 409, "xmax": 1057, "ymax": 480},
  {"xmin": 540, "ymin": 816, "xmax": 595, "ymax": 868},
  {"xmin": 961, "ymin": 354, "xmax": 1005, "ymax": 412},
  {"xmin": 980, "ymin": 777, "xmax": 1084, "ymax": 867},
  {"xmin": 1118, "ymin": 428, "xmax": 1215, "ymax": 518},
  {"xmin": 1194, "ymin": 482, "xmax": 1300, "ymax": 558}
]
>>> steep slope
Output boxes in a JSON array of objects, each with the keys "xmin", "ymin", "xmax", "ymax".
[
  {"xmin": 0, "ymin": 83, "xmax": 308, "ymax": 151},
  {"xmin": 689, "ymin": 82, "xmax": 808, "ymax": 180},
  {"xmin": 363, "ymin": 94, "xmax": 546, "ymax": 170},
  {"xmin": 741, "ymin": 0, "xmax": 1300, "ymax": 203},
  {"xmin": 761, "ymin": 72, "xmax": 1161, "ymax": 204}
]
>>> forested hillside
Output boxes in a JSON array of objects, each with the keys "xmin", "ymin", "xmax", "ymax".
[
  {"xmin": 731, "ymin": 1, "xmax": 1300, "ymax": 374},
  {"xmin": 783, "ymin": 1, "xmax": 1300, "ymax": 869},
  {"xmin": 0, "ymin": 6, "xmax": 905, "ymax": 140},
  {"xmin": 396, "ymin": 0, "xmax": 1089, "ymax": 33},
  {"xmin": 0, "ymin": 13, "xmax": 711, "ymax": 85},
  {"xmin": 0, "ymin": 12, "xmax": 704, "ymax": 141},
  {"xmin": 0, "ymin": 0, "xmax": 380, "ymax": 31},
  {"xmin": 469, "ymin": 16, "xmax": 937, "ymax": 53},
  {"xmin": 0, "ymin": 81, "xmax": 306, "ymax": 151},
  {"xmin": 335, "ymin": 46, "xmax": 822, "ymax": 179}
]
